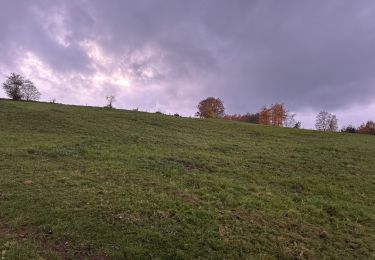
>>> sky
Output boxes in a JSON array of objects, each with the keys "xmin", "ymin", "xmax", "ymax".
[{"xmin": 0, "ymin": 0, "xmax": 374, "ymax": 129}]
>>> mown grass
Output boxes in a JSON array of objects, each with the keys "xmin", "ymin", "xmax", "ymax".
[{"xmin": 0, "ymin": 99, "xmax": 374, "ymax": 259}]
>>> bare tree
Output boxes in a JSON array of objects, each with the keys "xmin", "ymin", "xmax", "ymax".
[
  {"xmin": 105, "ymin": 95, "xmax": 116, "ymax": 109},
  {"xmin": 328, "ymin": 115, "xmax": 338, "ymax": 132},
  {"xmin": 20, "ymin": 80, "xmax": 41, "ymax": 101},
  {"xmin": 2, "ymin": 73, "xmax": 41, "ymax": 101},
  {"xmin": 284, "ymin": 113, "xmax": 296, "ymax": 128},
  {"xmin": 2, "ymin": 73, "xmax": 24, "ymax": 100},
  {"xmin": 284, "ymin": 112, "xmax": 302, "ymax": 128},
  {"xmin": 315, "ymin": 111, "xmax": 338, "ymax": 132}
]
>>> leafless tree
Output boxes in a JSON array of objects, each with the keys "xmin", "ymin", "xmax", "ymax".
[
  {"xmin": 20, "ymin": 80, "xmax": 41, "ymax": 101},
  {"xmin": 105, "ymin": 95, "xmax": 116, "ymax": 109},
  {"xmin": 284, "ymin": 113, "xmax": 296, "ymax": 128},
  {"xmin": 315, "ymin": 111, "xmax": 338, "ymax": 131},
  {"xmin": 328, "ymin": 115, "xmax": 338, "ymax": 132}
]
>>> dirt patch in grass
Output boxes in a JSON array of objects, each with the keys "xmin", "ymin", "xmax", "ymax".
[{"xmin": 0, "ymin": 220, "xmax": 109, "ymax": 260}]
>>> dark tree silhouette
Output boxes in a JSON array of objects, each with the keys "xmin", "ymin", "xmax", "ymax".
[
  {"xmin": 341, "ymin": 125, "xmax": 357, "ymax": 133},
  {"xmin": 224, "ymin": 113, "xmax": 259, "ymax": 124},
  {"xmin": 2, "ymin": 73, "xmax": 24, "ymax": 100},
  {"xmin": 2, "ymin": 73, "xmax": 41, "ymax": 101},
  {"xmin": 293, "ymin": 121, "xmax": 302, "ymax": 129}
]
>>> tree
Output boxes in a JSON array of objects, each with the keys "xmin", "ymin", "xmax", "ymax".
[
  {"xmin": 284, "ymin": 113, "xmax": 295, "ymax": 128},
  {"xmin": 258, "ymin": 106, "xmax": 272, "ymax": 125},
  {"xmin": 271, "ymin": 103, "xmax": 287, "ymax": 127},
  {"xmin": 341, "ymin": 125, "xmax": 357, "ymax": 133},
  {"xmin": 258, "ymin": 103, "xmax": 287, "ymax": 126},
  {"xmin": 196, "ymin": 97, "xmax": 225, "ymax": 118},
  {"xmin": 223, "ymin": 114, "xmax": 241, "ymax": 121},
  {"xmin": 2, "ymin": 73, "xmax": 41, "ymax": 101},
  {"xmin": 223, "ymin": 112, "xmax": 259, "ymax": 124},
  {"xmin": 20, "ymin": 80, "xmax": 41, "ymax": 101},
  {"xmin": 105, "ymin": 95, "xmax": 116, "ymax": 109},
  {"xmin": 241, "ymin": 113, "xmax": 259, "ymax": 124},
  {"xmin": 357, "ymin": 121, "xmax": 375, "ymax": 135},
  {"xmin": 2, "ymin": 73, "xmax": 24, "ymax": 100},
  {"xmin": 315, "ymin": 111, "xmax": 338, "ymax": 132},
  {"xmin": 293, "ymin": 121, "xmax": 302, "ymax": 129},
  {"xmin": 328, "ymin": 115, "xmax": 338, "ymax": 132}
]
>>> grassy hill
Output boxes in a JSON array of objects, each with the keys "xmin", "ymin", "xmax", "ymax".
[{"xmin": 0, "ymin": 100, "xmax": 374, "ymax": 259}]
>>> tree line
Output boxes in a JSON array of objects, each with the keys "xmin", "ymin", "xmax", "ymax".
[
  {"xmin": 341, "ymin": 121, "xmax": 375, "ymax": 135},
  {"xmin": 1, "ymin": 73, "xmax": 374, "ymax": 135},
  {"xmin": 196, "ymin": 97, "xmax": 375, "ymax": 135}
]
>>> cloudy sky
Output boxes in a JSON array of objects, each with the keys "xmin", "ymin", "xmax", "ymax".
[{"xmin": 1, "ymin": 0, "xmax": 374, "ymax": 128}]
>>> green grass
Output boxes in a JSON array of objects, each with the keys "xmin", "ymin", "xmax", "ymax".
[{"xmin": 0, "ymin": 99, "xmax": 374, "ymax": 259}]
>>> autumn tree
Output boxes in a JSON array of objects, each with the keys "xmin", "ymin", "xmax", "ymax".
[
  {"xmin": 357, "ymin": 121, "xmax": 375, "ymax": 135},
  {"xmin": 258, "ymin": 106, "xmax": 272, "ymax": 125},
  {"xmin": 196, "ymin": 97, "xmax": 225, "ymax": 118},
  {"xmin": 315, "ymin": 111, "xmax": 338, "ymax": 132},
  {"xmin": 271, "ymin": 103, "xmax": 287, "ymax": 126},
  {"xmin": 258, "ymin": 103, "xmax": 287, "ymax": 126}
]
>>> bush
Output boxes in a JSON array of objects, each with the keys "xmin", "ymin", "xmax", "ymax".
[{"xmin": 341, "ymin": 125, "xmax": 357, "ymax": 133}]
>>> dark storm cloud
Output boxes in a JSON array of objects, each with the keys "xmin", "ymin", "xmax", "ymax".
[{"xmin": 0, "ymin": 0, "xmax": 374, "ymax": 125}]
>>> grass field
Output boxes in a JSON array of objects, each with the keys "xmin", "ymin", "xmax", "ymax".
[{"xmin": 0, "ymin": 99, "xmax": 374, "ymax": 259}]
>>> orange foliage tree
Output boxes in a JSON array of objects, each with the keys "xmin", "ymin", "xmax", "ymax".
[
  {"xmin": 258, "ymin": 103, "xmax": 287, "ymax": 126},
  {"xmin": 271, "ymin": 103, "xmax": 287, "ymax": 126},
  {"xmin": 357, "ymin": 121, "xmax": 375, "ymax": 135},
  {"xmin": 196, "ymin": 97, "xmax": 225, "ymax": 118},
  {"xmin": 259, "ymin": 106, "xmax": 272, "ymax": 125}
]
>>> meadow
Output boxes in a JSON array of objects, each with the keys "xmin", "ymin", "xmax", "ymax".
[{"xmin": 0, "ymin": 100, "xmax": 374, "ymax": 259}]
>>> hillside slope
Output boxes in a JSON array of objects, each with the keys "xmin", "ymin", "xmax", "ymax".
[{"xmin": 0, "ymin": 100, "xmax": 374, "ymax": 259}]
